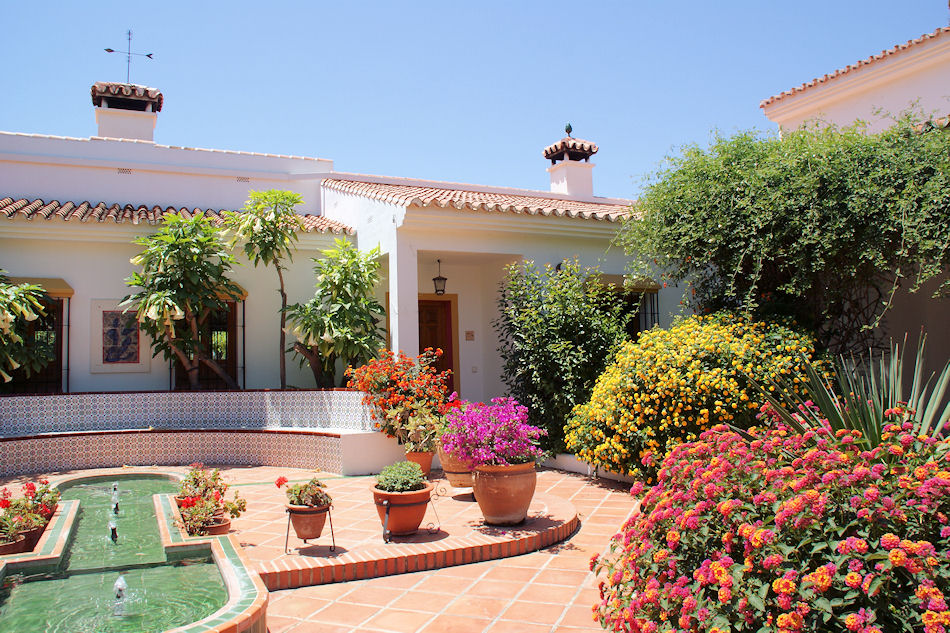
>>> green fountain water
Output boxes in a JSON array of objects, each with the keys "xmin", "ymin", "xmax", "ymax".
[{"xmin": 0, "ymin": 476, "xmax": 228, "ymax": 632}]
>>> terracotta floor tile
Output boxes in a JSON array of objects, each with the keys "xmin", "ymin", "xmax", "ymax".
[
  {"xmin": 480, "ymin": 565, "xmax": 540, "ymax": 582},
  {"xmin": 559, "ymin": 605, "xmax": 600, "ymax": 628},
  {"xmin": 517, "ymin": 583, "xmax": 581, "ymax": 604},
  {"xmin": 336, "ymin": 585, "xmax": 405, "ymax": 606},
  {"xmin": 267, "ymin": 596, "xmax": 332, "ymax": 619},
  {"xmin": 304, "ymin": 601, "xmax": 378, "ymax": 626},
  {"xmin": 388, "ymin": 590, "xmax": 457, "ymax": 613},
  {"xmin": 534, "ymin": 568, "xmax": 590, "ymax": 586},
  {"xmin": 285, "ymin": 622, "xmax": 354, "ymax": 633},
  {"xmin": 415, "ymin": 574, "xmax": 476, "ymax": 594},
  {"xmin": 444, "ymin": 595, "xmax": 510, "ymax": 619},
  {"xmin": 361, "ymin": 608, "xmax": 435, "ymax": 633},
  {"xmin": 419, "ymin": 614, "xmax": 492, "ymax": 633},
  {"xmin": 264, "ymin": 615, "xmax": 303, "ymax": 632},
  {"xmin": 501, "ymin": 600, "xmax": 565, "ymax": 625},
  {"xmin": 466, "ymin": 579, "xmax": 527, "ymax": 599},
  {"xmin": 486, "ymin": 621, "xmax": 554, "ymax": 633}
]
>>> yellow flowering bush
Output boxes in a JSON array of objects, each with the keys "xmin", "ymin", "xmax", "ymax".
[{"xmin": 565, "ymin": 312, "xmax": 816, "ymax": 477}]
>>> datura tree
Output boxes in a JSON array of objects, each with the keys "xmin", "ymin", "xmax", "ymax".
[
  {"xmin": 122, "ymin": 213, "xmax": 244, "ymax": 390},
  {"xmin": 620, "ymin": 116, "xmax": 950, "ymax": 354},
  {"xmin": 225, "ymin": 190, "xmax": 304, "ymax": 389},
  {"xmin": 0, "ymin": 272, "xmax": 52, "ymax": 383},
  {"xmin": 285, "ymin": 239, "xmax": 385, "ymax": 388}
]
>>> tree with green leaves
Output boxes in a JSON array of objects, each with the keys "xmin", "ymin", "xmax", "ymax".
[
  {"xmin": 225, "ymin": 190, "xmax": 305, "ymax": 389},
  {"xmin": 494, "ymin": 258, "xmax": 635, "ymax": 452},
  {"xmin": 122, "ymin": 213, "xmax": 244, "ymax": 390},
  {"xmin": 619, "ymin": 117, "xmax": 950, "ymax": 354},
  {"xmin": 285, "ymin": 239, "xmax": 386, "ymax": 388},
  {"xmin": 0, "ymin": 272, "xmax": 52, "ymax": 383}
]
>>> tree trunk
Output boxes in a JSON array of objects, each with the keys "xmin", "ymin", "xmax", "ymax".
[
  {"xmin": 199, "ymin": 356, "xmax": 240, "ymax": 390},
  {"xmin": 163, "ymin": 330, "xmax": 201, "ymax": 390},
  {"xmin": 293, "ymin": 342, "xmax": 333, "ymax": 389},
  {"xmin": 276, "ymin": 264, "xmax": 288, "ymax": 389}
]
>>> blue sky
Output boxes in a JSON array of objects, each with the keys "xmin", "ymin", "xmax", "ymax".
[{"xmin": 2, "ymin": 1, "xmax": 947, "ymax": 200}]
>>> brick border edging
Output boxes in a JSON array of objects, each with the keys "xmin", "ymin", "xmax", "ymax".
[{"xmin": 255, "ymin": 491, "xmax": 580, "ymax": 592}]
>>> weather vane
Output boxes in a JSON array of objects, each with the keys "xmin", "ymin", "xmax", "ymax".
[{"xmin": 104, "ymin": 29, "xmax": 154, "ymax": 84}]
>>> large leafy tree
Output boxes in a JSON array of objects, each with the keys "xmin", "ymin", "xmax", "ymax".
[
  {"xmin": 122, "ymin": 213, "xmax": 244, "ymax": 390},
  {"xmin": 494, "ymin": 258, "xmax": 634, "ymax": 452},
  {"xmin": 0, "ymin": 272, "xmax": 52, "ymax": 383},
  {"xmin": 619, "ymin": 117, "xmax": 950, "ymax": 353},
  {"xmin": 285, "ymin": 239, "xmax": 386, "ymax": 388},
  {"xmin": 225, "ymin": 190, "xmax": 304, "ymax": 389}
]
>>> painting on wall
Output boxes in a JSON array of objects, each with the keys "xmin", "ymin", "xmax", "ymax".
[
  {"xmin": 101, "ymin": 310, "xmax": 139, "ymax": 363},
  {"xmin": 90, "ymin": 300, "xmax": 150, "ymax": 373}
]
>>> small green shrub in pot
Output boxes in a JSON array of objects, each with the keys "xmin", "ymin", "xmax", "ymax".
[{"xmin": 375, "ymin": 461, "xmax": 426, "ymax": 493}]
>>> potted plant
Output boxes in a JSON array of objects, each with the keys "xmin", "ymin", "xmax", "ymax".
[
  {"xmin": 276, "ymin": 476, "xmax": 332, "ymax": 540},
  {"xmin": 371, "ymin": 461, "xmax": 433, "ymax": 538},
  {"xmin": 0, "ymin": 512, "xmax": 26, "ymax": 556},
  {"xmin": 386, "ymin": 401, "xmax": 445, "ymax": 477},
  {"xmin": 3, "ymin": 481, "xmax": 59, "ymax": 551},
  {"xmin": 347, "ymin": 348, "xmax": 459, "ymax": 474},
  {"xmin": 177, "ymin": 463, "xmax": 246, "ymax": 536},
  {"xmin": 441, "ymin": 397, "xmax": 546, "ymax": 525}
]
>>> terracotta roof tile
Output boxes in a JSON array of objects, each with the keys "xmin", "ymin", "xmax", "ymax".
[
  {"xmin": 760, "ymin": 26, "xmax": 950, "ymax": 108},
  {"xmin": 0, "ymin": 195, "xmax": 352, "ymax": 234},
  {"xmin": 321, "ymin": 179, "xmax": 631, "ymax": 222}
]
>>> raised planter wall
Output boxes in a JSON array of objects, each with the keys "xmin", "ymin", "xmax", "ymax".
[
  {"xmin": 0, "ymin": 389, "xmax": 374, "ymax": 437},
  {"xmin": 0, "ymin": 390, "xmax": 412, "ymax": 478}
]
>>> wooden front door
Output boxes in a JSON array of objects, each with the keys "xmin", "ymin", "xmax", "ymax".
[{"xmin": 418, "ymin": 300, "xmax": 455, "ymax": 394}]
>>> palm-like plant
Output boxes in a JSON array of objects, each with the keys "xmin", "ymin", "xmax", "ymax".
[{"xmin": 751, "ymin": 335, "xmax": 950, "ymax": 448}]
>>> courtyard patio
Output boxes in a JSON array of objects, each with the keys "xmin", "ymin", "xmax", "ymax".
[{"xmin": 0, "ymin": 465, "xmax": 636, "ymax": 633}]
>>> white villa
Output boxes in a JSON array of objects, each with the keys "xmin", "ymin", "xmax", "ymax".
[{"xmin": 0, "ymin": 81, "xmax": 670, "ymax": 399}]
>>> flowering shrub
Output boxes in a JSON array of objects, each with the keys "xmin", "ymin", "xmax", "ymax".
[
  {"xmin": 346, "ymin": 348, "xmax": 456, "ymax": 445},
  {"xmin": 592, "ymin": 417, "xmax": 950, "ymax": 633},
  {"xmin": 441, "ymin": 398, "xmax": 546, "ymax": 467},
  {"xmin": 565, "ymin": 313, "xmax": 816, "ymax": 478}
]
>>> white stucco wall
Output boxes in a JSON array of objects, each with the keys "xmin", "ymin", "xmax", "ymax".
[
  {"xmin": 762, "ymin": 31, "xmax": 950, "ymax": 133},
  {"xmin": 0, "ymin": 222, "xmax": 342, "ymax": 392},
  {"xmin": 0, "ymin": 132, "xmax": 331, "ymax": 214}
]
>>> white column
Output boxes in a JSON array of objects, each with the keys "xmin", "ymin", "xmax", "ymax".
[{"xmin": 389, "ymin": 240, "xmax": 419, "ymax": 355}]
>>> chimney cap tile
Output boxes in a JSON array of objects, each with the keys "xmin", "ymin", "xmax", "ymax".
[
  {"xmin": 543, "ymin": 136, "xmax": 598, "ymax": 162},
  {"xmin": 91, "ymin": 81, "xmax": 164, "ymax": 112}
]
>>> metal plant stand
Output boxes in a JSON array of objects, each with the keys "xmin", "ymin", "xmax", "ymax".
[{"xmin": 284, "ymin": 506, "xmax": 335, "ymax": 554}]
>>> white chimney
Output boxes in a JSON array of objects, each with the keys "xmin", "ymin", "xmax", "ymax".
[
  {"xmin": 91, "ymin": 82, "xmax": 163, "ymax": 142},
  {"xmin": 543, "ymin": 132, "xmax": 598, "ymax": 198}
]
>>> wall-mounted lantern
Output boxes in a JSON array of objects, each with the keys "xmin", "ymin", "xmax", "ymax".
[{"xmin": 432, "ymin": 259, "xmax": 447, "ymax": 296}]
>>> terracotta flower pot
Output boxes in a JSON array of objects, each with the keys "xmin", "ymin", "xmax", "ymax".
[
  {"xmin": 203, "ymin": 516, "xmax": 231, "ymax": 536},
  {"xmin": 371, "ymin": 482, "xmax": 434, "ymax": 536},
  {"xmin": 473, "ymin": 462, "xmax": 537, "ymax": 525},
  {"xmin": 437, "ymin": 445, "xmax": 474, "ymax": 488},
  {"xmin": 405, "ymin": 451, "xmax": 434, "ymax": 478},
  {"xmin": 19, "ymin": 524, "xmax": 47, "ymax": 551},
  {"xmin": 287, "ymin": 503, "xmax": 330, "ymax": 540},
  {"xmin": 0, "ymin": 534, "xmax": 27, "ymax": 556}
]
